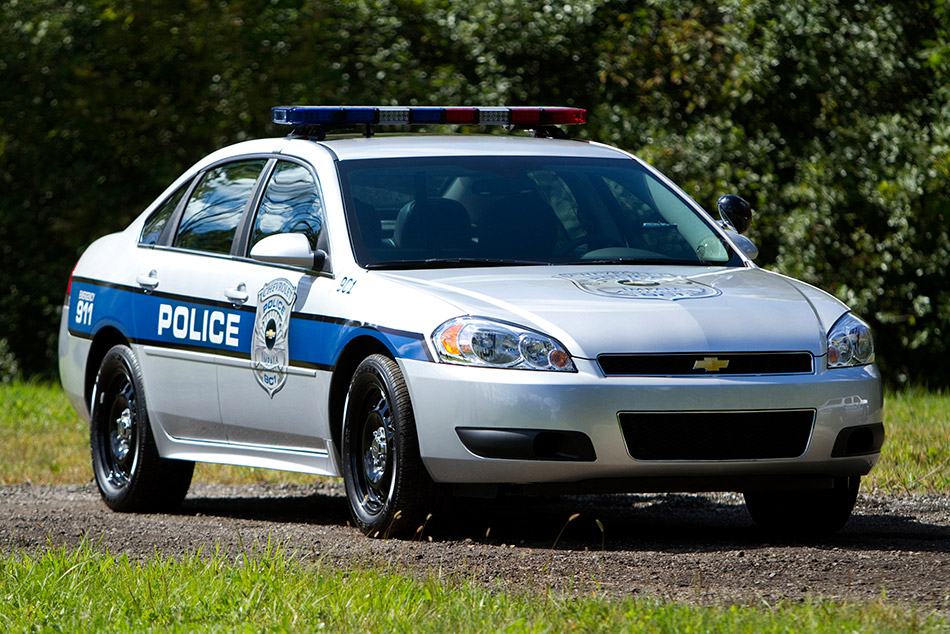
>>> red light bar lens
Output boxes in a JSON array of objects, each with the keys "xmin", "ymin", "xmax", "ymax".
[
  {"xmin": 510, "ymin": 109, "xmax": 541, "ymax": 125},
  {"xmin": 510, "ymin": 108, "xmax": 586, "ymax": 126},
  {"xmin": 445, "ymin": 108, "xmax": 479, "ymax": 124},
  {"xmin": 543, "ymin": 108, "xmax": 587, "ymax": 125}
]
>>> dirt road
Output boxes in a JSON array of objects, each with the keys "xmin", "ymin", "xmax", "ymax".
[{"xmin": 1, "ymin": 482, "xmax": 948, "ymax": 608}]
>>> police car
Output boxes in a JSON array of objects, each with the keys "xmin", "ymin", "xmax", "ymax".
[{"xmin": 59, "ymin": 106, "xmax": 883, "ymax": 538}]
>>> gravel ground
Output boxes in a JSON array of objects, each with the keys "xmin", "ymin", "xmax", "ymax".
[{"xmin": 1, "ymin": 482, "xmax": 948, "ymax": 608}]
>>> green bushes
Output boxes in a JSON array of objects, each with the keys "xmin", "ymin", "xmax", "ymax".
[{"xmin": 2, "ymin": 1, "xmax": 948, "ymax": 385}]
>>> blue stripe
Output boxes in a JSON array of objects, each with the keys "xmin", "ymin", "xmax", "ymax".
[{"xmin": 68, "ymin": 279, "xmax": 433, "ymax": 367}]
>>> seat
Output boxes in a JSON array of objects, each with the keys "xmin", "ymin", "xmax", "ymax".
[
  {"xmin": 476, "ymin": 189, "xmax": 560, "ymax": 259},
  {"xmin": 394, "ymin": 199, "xmax": 473, "ymax": 250},
  {"xmin": 351, "ymin": 198, "xmax": 383, "ymax": 249}
]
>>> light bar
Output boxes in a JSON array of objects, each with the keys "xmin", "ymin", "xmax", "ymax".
[{"xmin": 271, "ymin": 106, "xmax": 586, "ymax": 128}]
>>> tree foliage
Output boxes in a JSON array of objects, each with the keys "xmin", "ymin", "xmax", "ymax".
[{"xmin": 1, "ymin": 0, "xmax": 948, "ymax": 385}]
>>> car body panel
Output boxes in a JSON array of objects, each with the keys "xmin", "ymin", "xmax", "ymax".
[
  {"xmin": 372, "ymin": 265, "xmax": 837, "ymax": 360},
  {"xmin": 59, "ymin": 131, "xmax": 884, "ymax": 491},
  {"xmin": 313, "ymin": 135, "xmax": 628, "ymax": 161}
]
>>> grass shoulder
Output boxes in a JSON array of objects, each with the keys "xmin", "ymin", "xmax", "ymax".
[
  {"xmin": 0, "ymin": 541, "xmax": 944, "ymax": 633},
  {"xmin": 867, "ymin": 387, "xmax": 950, "ymax": 493}
]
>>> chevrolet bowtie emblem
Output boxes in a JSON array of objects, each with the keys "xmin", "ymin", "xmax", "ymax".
[{"xmin": 694, "ymin": 357, "xmax": 730, "ymax": 372}]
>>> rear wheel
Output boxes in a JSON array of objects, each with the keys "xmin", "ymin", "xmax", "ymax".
[
  {"xmin": 744, "ymin": 476, "xmax": 860, "ymax": 537},
  {"xmin": 90, "ymin": 345, "xmax": 194, "ymax": 512},
  {"xmin": 342, "ymin": 354, "xmax": 433, "ymax": 538}
]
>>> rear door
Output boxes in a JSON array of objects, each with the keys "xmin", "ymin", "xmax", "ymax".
[{"xmin": 134, "ymin": 159, "xmax": 268, "ymax": 442}]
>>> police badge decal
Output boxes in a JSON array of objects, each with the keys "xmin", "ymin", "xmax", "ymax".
[
  {"xmin": 253, "ymin": 278, "xmax": 297, "ymax": 397},
  {"xmin": 557, "ymin": 271, "xmax": 720, "ymax": 300}
]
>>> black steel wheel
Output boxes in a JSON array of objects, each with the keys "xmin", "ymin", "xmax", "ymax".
[
  {"xmin": 90, "ymin": 345, "xmax": 194, "ymax": 512},
  {"xmin": 744, "ymin": 476, "xmax": 860, "ymax": 537},
  {"xmin": 342, "ymin": 354, "xmax": 433, "ymax": 537}
]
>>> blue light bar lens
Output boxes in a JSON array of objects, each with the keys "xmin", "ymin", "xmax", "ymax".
[
  {"xmin": 343, "ymin": 108, "xmax": 377, "ymax": 124},
  {"xmin": 304, "ymin": 108, "xmax": 341, "ymax": 124},
  {"xmin": 272, "ymin": 106, "xmax": 344, "ymax": 125},
  {"xmin": 409, "ymin": 108, "xmax": 443, "ymax": 124}
]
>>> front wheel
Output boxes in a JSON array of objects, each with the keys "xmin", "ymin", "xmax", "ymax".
[
  {"xmin": 342, "ymin": 354, "xmax": 433, "ymax": 538},
  {"xmin": 743, "ymin": 476, "xmax": 860, "ymax": 537},
  {"xmin": 90, "ymin": 345, "xmax": 194, "ymax": 512}
]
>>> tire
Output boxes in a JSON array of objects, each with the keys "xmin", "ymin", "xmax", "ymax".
[
  {"xmin": 342, "ymin": 354, "xmax": 433, "ymax": 538},
  {"xmin": 743, "ymin": 476, "xmax": 860, "ymax": 537},
  {"xmin": 90, "ymin": 345, "xmax": 194, "ymax": 512}
]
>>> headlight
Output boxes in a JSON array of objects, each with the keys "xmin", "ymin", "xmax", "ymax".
[
  {"xmin": 826, "ymin": 313, "xmax": 874, "ymax": 368},
  {"xmin": 432, "ymin": 317, "xmax": 575, "ymax": 371}
]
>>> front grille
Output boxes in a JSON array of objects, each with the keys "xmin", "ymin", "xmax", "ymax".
[
  {"xmin": 618, "ymin": 410, "xmax": 815, "ymax": 461},
  {"xmin": 598, "ymin": 352, "xmax": 814, "ymax": 376}
]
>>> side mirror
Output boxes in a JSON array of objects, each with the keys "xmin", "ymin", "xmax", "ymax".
[
  {"xmin": 725, "ymin": 230, "xmax": 759, "ymax": 261},
  {"xmin": 250, "ymin": 233, "xmax": 327, "ymax": 270},
  {"xmin": 717, "ymin": 194, "xmax": 752, "ymax": 235}
]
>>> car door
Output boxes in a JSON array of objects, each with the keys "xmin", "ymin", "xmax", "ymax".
[
  {"xmin": 215, "ymin": 159, "xmax": 335, "ymax": 454},
  {"xmin": 134, "ymin": 158, "xmax": 268, "ymax": 442}
]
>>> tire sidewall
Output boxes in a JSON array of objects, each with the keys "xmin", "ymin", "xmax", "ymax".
[
  {"xmin": 91, "ymin": 345, "xmax": 151, "ymax": 510},
  {"xmin": 744, "ymin": 476, "xmax": 860, "ymax": 537},
  {"xmin": 342, "ymin": 354, "xmax": 425, "ymax": 536}
]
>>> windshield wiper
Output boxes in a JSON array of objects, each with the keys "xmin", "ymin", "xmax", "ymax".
[
  {"xmin": 365, "ymin": 257, "xmax": 549, "ymax": 270},
  {"xmin": 571, "ymin": 257, "xmax": 712, "ymax": 266}
]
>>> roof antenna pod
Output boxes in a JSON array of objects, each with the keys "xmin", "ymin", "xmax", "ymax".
[
  {"xmin": 533, "ymin": 126, "xmax": 570, "ymax": 140},
  {"xmin": 287, "ymin": 124, "xmax": 327, "ymax": 141}
]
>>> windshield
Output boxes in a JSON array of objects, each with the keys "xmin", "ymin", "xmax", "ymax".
[{"xmin": 338, "ymin": 156, "xmax": 742, "ymax": 269}]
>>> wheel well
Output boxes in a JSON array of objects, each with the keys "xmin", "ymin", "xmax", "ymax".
[
  {"xmin": 84, "ymin": 327, "xmax": 129, "ymax": 411},
  {"xmin": 328, "ymin": 336, "xmax": 392, "ymax": 461}
]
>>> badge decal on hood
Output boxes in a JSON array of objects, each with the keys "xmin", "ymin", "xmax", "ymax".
[
  {"xmin": 253, "ymin": 278, "xmax": 297, "ymax": 397},
  {"xmin": 558, "ymin": 271, "xmax": 720, "ymax": 300}
]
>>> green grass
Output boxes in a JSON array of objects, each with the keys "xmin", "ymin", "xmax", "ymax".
[
  {"xmin": 0, "ymin": 381, "xmax": 90, "ymax": 485},
  {"xmin": 870, "ymin": 387, "xmax": 950, "ymax": 492},
  {"xmin": 1, "ymin": 382, "xmax": 949, "ymax": 631},
  {"xmin": 2, "ymin": 381, "xmax": 947, "ymax": 492},
  {"xmin": 0, "ymin": 540, "xmax": 944, "ymax": 633}
]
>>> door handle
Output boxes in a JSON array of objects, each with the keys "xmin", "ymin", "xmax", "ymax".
[
  {"xmin": 136, "ymin": 270, "xmax": 159, "ymax": 291},
  {"xmin": 225, "ymin": 283, "xmax": 248, "ymax": 305}
]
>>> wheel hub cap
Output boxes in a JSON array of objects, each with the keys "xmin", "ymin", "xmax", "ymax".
[
  {"xmin": 111, "ymin": 407, "xmax": 132, "ymax": 462},
  {"xmin": 365, "ymin": 425, "xmax": 388, "ymax": 485}
]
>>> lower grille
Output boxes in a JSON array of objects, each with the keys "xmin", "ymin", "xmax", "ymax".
[{"xmin": 619, "ymin": 410, "xmax": 814, "ymax": 461}]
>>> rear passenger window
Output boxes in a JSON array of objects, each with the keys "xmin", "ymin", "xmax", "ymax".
[
  {"xmin": 251, "ymin": 161, "xmax": 325, "ymax": 252},
  {"xmin": 174, "ymin": 160, "xmax": 266, "ymax": 254},
  {"xmin": 139, "ymin": 181, "xmax": 189, "ymax": 245}
]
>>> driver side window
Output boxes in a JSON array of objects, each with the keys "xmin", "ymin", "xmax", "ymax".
[
  {"xmin": 251, "ymin": 161, "xmax": 325, "ymax": 252},
  {"xmin": 174, "ymin": 160, "xmax": 266, "ymax": 254}
]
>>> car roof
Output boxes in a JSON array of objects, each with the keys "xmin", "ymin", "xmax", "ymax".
[
  {"xmin": 305, "ymin": 135, "xmax": 632, "ymax": 161},
  {"xmin": 184, "ymin": 135, "xmax": 634, "ymax": 184}
]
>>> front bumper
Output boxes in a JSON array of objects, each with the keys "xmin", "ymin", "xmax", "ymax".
[{"xmin": 401, "ymin": 358, "xmax": 883, "ymax": 489}]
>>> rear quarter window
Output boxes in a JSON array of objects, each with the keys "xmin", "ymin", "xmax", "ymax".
[{"xmin": 139, "ymin": 182, "xmax": 189, "ymax": 246}]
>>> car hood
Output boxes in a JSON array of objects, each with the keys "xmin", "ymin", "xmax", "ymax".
[{"xmin": 377, "ymin": 266, "xmax": 847, "ymax": 359}]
